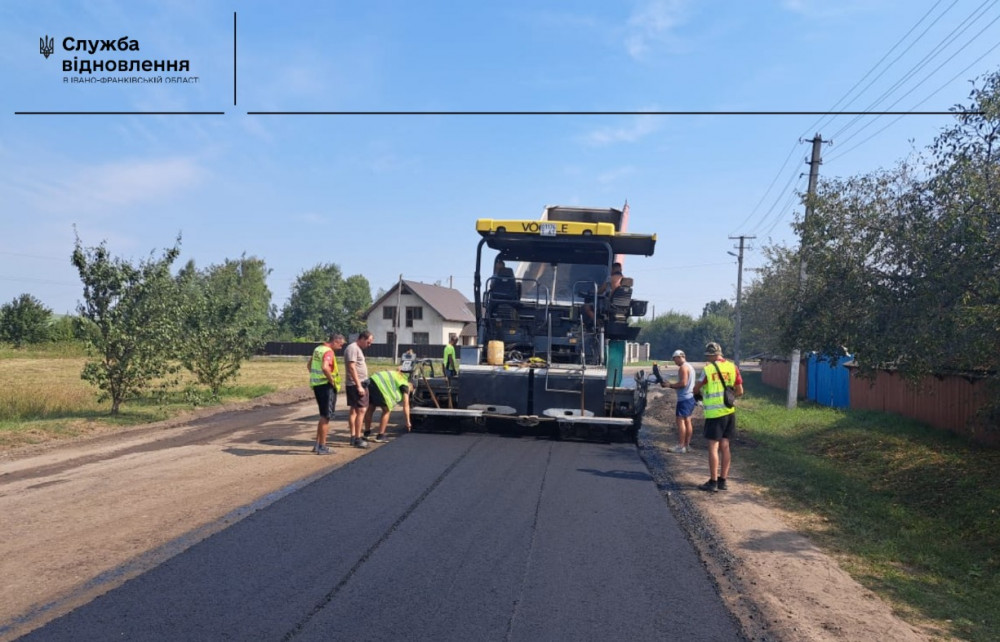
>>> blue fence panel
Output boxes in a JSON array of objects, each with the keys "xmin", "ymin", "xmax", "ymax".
[
  {"xmin": 807, "ymin": 353, "xmax": 818, "ymax": 402},
  {"xmin": 806, "ymin": 353, "xmax": 851, "ymax": 409}
]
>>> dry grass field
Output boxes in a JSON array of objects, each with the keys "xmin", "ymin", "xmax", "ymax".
[{"xmin": 0, "ymin": 353, "xmax": 319, "ymax": 450}]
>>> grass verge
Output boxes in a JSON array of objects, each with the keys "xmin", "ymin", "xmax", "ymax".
[
  {"xmin": 737, "ymin": 372, "xmax": 1000, "ymax": 641},
  {"xmin": 0, "ymin": 351, "xmax": 397, "ymax": 450}
]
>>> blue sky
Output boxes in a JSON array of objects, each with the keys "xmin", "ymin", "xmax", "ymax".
[{"xmin": 2, "ymin": 1, "xmax": 998, "ymax": 320}]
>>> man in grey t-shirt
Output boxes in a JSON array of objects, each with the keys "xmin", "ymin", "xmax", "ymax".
[{"xmin": 344, "ymin": 331, "xmax": 374, "ymax": 448}]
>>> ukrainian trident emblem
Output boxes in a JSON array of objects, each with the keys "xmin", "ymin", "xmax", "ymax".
[{"xmin": 40, "ymin": 35, "xmax": 54, "ymax": 59}]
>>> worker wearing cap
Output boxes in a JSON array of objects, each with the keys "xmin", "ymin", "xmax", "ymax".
[
  {"xmin": 693, "ymin": 341, "xmax": 743, "ymax": 492},
  {"xmin": 658, "ymin": 349, "xmax": 696, "ymax": 453}
]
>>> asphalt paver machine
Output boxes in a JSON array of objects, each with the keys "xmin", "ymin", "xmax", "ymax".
[{"xmin": 410, "ymin": 205, "xmax": 656, "ymax": 442}]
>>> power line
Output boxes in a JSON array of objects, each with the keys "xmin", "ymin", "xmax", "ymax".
[
  {"xmin": 732, "ymin": 138, "xmax": 801, "ymax": 234},
  {"xmin": 742, "ymin": 1, "xmax": 959, "ymax": 240},
  {"xmin": 810, "ymin": 0, "xmax": 957, "ymax": 138},
  {"xmin": 830, "ymin": 0, "xmax": 1000, "ymax": 142},
  {"xmin": 747, "ymin": 0, "xmax": 1000, "ymax": 242},
  {"xmin": 0, "ymin": 275, "xmax": 79, "ymax": 287},
  {"xmin": 747, "ymin": 165, "xmax": 807, "ymax": 238},
  {"xmin": 761, "ymin": 175, "xmax": 809, "ymax": 240},
  {"xmin": 830, "ymin": 9, "xmax": 1000, "ymax": 154},
  {"xmin": 826, "ymin": 31, "xmax": 1000, "ymax": 162}
]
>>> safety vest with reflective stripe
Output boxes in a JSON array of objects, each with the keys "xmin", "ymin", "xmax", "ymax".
[
  {"xmin": 370, "ymin": 370, "xmax": 409, "ymax": 407},
  {"xmin": 310, "ymin": 344, "xmax": 341, "ymax": 390},
  {"xmin": 702, "ymin": 359, "xmax": 737, "ymax": 419},
  {"xmin": 443, "ymin": 344, "xmax": 458, "ymax": 372}
]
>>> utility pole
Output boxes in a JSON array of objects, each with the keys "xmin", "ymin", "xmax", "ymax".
[
  {"xmin": 787, "ymin": 134, "xmax": 828, "ymax": 409},
  {"xmin": 727, "ymin": 235, "xmax": 755, "ymax": 366},
  {"xmin": 393, "ymin": 274, "xmax": 403, "ymax": 364}
]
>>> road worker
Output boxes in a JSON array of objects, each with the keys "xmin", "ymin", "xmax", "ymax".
[{"xmin": 363, "ymin": 368, "xmax": 413, "ymax": 442}]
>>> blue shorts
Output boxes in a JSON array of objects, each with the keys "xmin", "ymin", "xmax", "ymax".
[{"xmin": 676, "ymin": 396, "xmax": 695, "ymax": 418}]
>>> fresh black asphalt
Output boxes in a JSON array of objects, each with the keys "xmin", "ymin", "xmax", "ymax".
[{"xmin": 20, "ymin": 433, "xmax": 741, "ymax": 641}]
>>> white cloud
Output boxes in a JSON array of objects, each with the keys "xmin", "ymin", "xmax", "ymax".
[
  {"xmin": 597, "ymin": 166, "xmax": 637, "ymax": 184},
  {"xmin": 779, "ymin": 0, "xmax": 879, "ymax": 19},
  {"xmin": 33, "ymin": 157, "xmax": 204, "ymax": 215},
  {"xmin": 624, "ymin": 0, "xmax": 689, "ymax": 60},
  {"xmin": 582, "ymin": 114, "xmax": 662, "ymax": 146}
]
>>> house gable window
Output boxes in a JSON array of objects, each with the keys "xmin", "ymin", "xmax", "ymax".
[
  {"xmin": 405, "ymin": 306, "xmax": 423, "ymax": 328},
  {"xmin": 383, "ymin": 306, "xmax": 396, "ymax": 321}
]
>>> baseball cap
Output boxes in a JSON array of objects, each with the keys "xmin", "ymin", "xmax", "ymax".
[
  {"xmin": 671, "ymin": 350, "xmax": 685, "ymax": 358},
  {"xmin": 704, "ymin": 342, "xmax": 722, "ymax": 356}
]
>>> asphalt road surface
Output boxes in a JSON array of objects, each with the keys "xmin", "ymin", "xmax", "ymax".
[{"xmin": 21, "ymin": 433, "xmax": 741, "ymax": 641}]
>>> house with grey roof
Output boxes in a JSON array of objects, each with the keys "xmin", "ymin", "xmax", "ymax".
[{"xmin": 363, "ymin": 280, "xmax": 476, "ymax": 348}]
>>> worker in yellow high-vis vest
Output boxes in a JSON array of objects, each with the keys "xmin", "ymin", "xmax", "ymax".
[
  {"xmin": 443, "ymin": 334, "xmax": 460, "ymax": 379},
  {"xmin": 363, "ymin": 368, "xmax": 413, "ymax": 442},
  {"xmin": 307, "ymin": 333, "xmax": 345, "ymax": 454},
  {"xmin": 692, "ymin": 341, "xmax": 744, "ymax": 492}
]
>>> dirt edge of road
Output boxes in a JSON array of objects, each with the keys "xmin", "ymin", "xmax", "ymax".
[{"xmin": 641, "ymin": 391, "xmax": 944, "ymax": 642}]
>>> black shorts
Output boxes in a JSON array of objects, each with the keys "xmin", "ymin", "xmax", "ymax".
[
  {"xmin": 312, "ymin": 383, "xmax": 337, "ymax": 419},
  {"xmin": 368, "ymin": 384, "xmax": 388, "ymax": 408},
  {"xmin": 346, "ymin": 381, "xmax": 369, "ymax": 409},
  {"xmin": 703, "ymin": 413, "xmax": 736, "ymax": 441},
  {"xmin": 369, "ymin": 383, "xmax": 408, "ymax": 409}
]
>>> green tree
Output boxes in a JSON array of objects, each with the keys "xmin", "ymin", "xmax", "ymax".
[
  {"xmin": 280, "ymin": 264, "xmax": 343, "ymax": 339},
  {"xmin": 0, "ymin": 294, "xmax": 52, "ymax": 346},
  {"xmin": 340, "ymin": 274, "xmax": 373, "ymax": 335},
  {"xmin": 637, "ymin": 311, "xmax": 695, "ymax": 359},
  {"xmin": 280, "ymin": 264, "xmax": 372, "ymax": 339},
  {"xmin": 47, "ymin": 314, "xmax": 85, "ymax": 343},
  {"xmin": 72, "ymin": 236, "xmax": 182, "ymax": 415},
  {"xmin": 740, "ymin": 244, "xmax": 800, "ymax": 356},
  {"xmin": 177, "ymin": 256, "xmax": 273, "ymax": 397},
  {"xmin": 692, "ymin": 314, "xmax": 735, "ymax": 355},
  {"xmin": 791, "ymin": 165, "xmax": 918, "ymax": 362},
  {"xmin": 757, "ymin": 68, "xmax": 999, "ymax": 392},
  {"xmin": 701, "ymin": 299, "xmax": 734, "ymax": 320}
]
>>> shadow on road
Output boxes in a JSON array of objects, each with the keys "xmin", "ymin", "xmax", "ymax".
[{"xmin": 576, "ymin": 468, "xmax": 653, "ymax": 481}]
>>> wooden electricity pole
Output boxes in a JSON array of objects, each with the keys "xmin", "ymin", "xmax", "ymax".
[
  {"xmin": 787, "ymin": 134, "xmax": 828, "ymax": 409},
  {"xmin": 728, "ymin": 234, "xmax": 755, "ymax": 366}
]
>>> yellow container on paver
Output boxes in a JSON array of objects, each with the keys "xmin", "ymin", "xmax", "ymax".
[{"xmin": 487, "ymin": 341, "xmax": 504, "ymax": 365}]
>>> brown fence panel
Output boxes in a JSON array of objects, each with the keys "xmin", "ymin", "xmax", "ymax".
[
  {"xmin": 760, "ymin": 357, "xmax": 807, "ymax": 399},
  {"xmin": 849, "ymin": 370, "xmax": 995, "ymax": 445}
]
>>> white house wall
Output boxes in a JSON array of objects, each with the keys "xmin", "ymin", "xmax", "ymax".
[{"xmin": 366, "ymin": 291, "xmax": 466, "ymax": 344}]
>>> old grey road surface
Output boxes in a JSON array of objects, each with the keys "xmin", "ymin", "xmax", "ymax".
[{"xmin": 21, "ymin": 433, "xmax": 741, "ymax": 641}]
